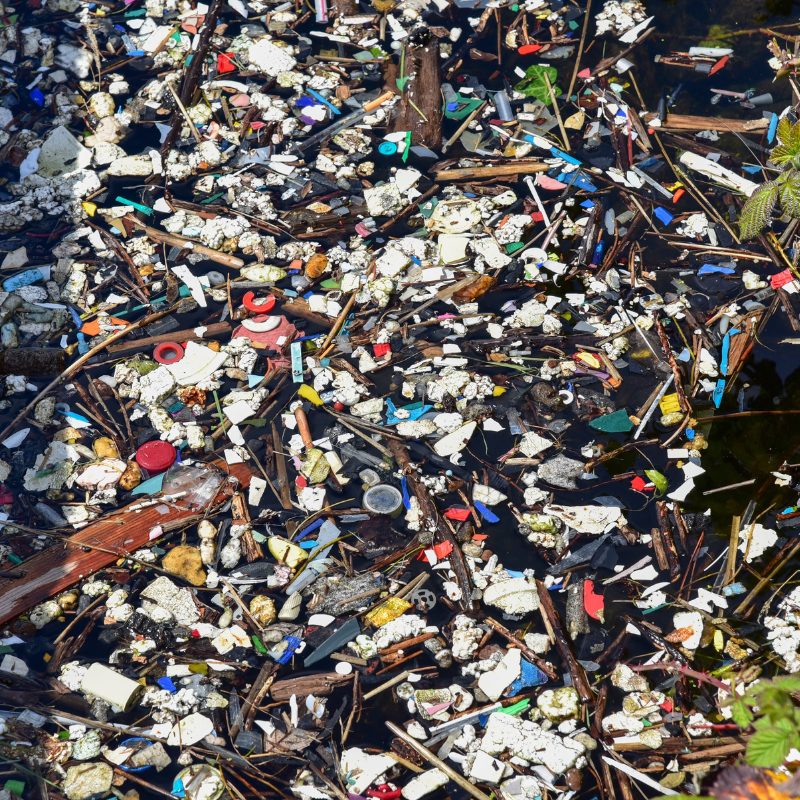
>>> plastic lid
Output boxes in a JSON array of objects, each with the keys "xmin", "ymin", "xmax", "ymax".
[
  {"xmin": 363, "ymin": 484, "xmax": 403, "ymax": 515},
  {"xmin": 136, "ymin": 441, "xmax": 177, "ymax": 474},
  {"xmin": 378, "ymin": 141, "xmax": 397, "ymax": 155}
]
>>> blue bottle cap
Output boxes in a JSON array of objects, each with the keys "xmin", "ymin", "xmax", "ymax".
[{"xmin": 378, "ymin": 141, "xmax": 397, "ymax": 155}]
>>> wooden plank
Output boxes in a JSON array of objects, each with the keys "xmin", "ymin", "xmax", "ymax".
[
  {"xmin": 644, "ymin": 113, "xmax": 769, "ymax": 133},
  {"xmin": 108, "ymin": 322, "xmax": 232, "ymax": 354},
  {"xmin": 0, "ymin": 461, "xmax": 253, "ymax": 627}
]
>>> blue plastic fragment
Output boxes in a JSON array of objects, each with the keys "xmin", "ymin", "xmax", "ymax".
[
  {"xmin": 76, "ymin": 332, "xmax": 89, "ymax": 355},
  {"xmin": 722, "ymin": 582, "xmax": 746, "ymax": 596},
  {"xmin": 3, "ymin": 267, "xmax": 48, "ymax": 292},
  {"xmin": 474, "ymin": 500, "xmax": 499, "ymax": 523},
  {"xmin": 276, "ymin": 636, "xmax": 303, "ymax": 664},
  {"xmin": 685, "ymin": 428, "xmax": 695, "ymax": 440},
  {"xmin": 295, "ymin": 518, "xmax": 324, "ymax": 541},
  {"xmin": 59, "ymin": 410, "xmax": 89, "ymax": 424},
  {"xmin": 768, "ymin": 112, "xmax": 779, "ymax": 144},
  {"xmin": 699, "ymin": 264, "xmax": 735, "ymax": 275},
  {"xmin": 307, "ymin": 89, "xmax": 341, "ymax": 115},
  {"xmin": 507, "ymin": 658, "xmax": 549, "ymax": 696},
  {"xmin": 654, "ymin": 207, "xmax": 674, "ymax": 226},
  {"xmin": 30, "ymin": 88, "xmax": 44, "ymax": 106},
  {"xmin": 712, "ymin": 378, "xmax": 726, "ymax": 408},
  {"xmin": 742, "ymin": 165, "xmax": 763, "ymax": 174},
  {"xmin": 171, "ymin": 779, "xmax": 185, "ymax": 797},
  {"xmin": 299, "ymin": 540, "xmax": 319, "ymax": 549},
  {"xmin": 157, "ymin": 677, "xmax": 178, "ymax": 693},
  {"xmin": 580, "ymin": 199, "xmax": 595, "ymax": 208},
  {"xmin": 68, "ymin": 306, "xmax": 83, "ymax": 329},
  {"xmin": 720, "ymin": 327, "xmax": 740, "ymax": 375},
  {"xmin": 401, "ymin": 476, "xmax": 411, "ymax": 510}
]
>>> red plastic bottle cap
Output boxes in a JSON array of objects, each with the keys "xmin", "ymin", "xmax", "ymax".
[
  {"xmin": 154, "ymin": 342, "xmax": 185, "ymax": 364},
  {"xmin": 241, "ymin": 292, "xmax": 276, "ymax": 314},
  {"xmin": 136, "ymin": 441, "xmax": 177, "ymax": 475}
]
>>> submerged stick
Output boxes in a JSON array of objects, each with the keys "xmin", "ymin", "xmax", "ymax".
[{"xmin": 386, "ymin": 722, "xmax": 493, "ymax": 800}]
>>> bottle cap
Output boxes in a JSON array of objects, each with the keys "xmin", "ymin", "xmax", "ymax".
[
  {"xmin": 136, "ymin": 441, "xmax": 177, "ymax": 475},
  {"xmin": 378, "ymin": 141, "xmax": 397, "ymax": 155}
]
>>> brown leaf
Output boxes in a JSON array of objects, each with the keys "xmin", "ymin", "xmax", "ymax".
[
  {"xmin": 469, "ymin": 48, "xmax": 498, "ymax": 62},
  {"xmin": 488, "ymin": 352, "xmax": 509, "ymax": 363},
  {"xmin": 452, "ymin": 274, "xmax": 497, "ymax": 302},
  {"xmin": 166, "ymin": 273, "xmax": 180, "ymax": 304},
  {"xmin": 305, "ymin": 253, "xmax": 328, "ymax": 279},
  {"xmin": 664, "ymin": 626, "xmax": 693, "ymax": 643},
  {"xmin": 428, "ymin": 26, "xmax": 449, "ymax": 37},
  {"xmin": 263, "ymin": 726, "xmax": 317, "ymax": 753},
  {"xmin": 712, "ymin": 766, "xmax": 793, "ymax": 800}
]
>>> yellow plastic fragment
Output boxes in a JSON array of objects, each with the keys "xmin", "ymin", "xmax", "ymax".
[
  {"xmin": 268, "ymin": 536, "xmax": 308, "ymax": 569},
  {"xmin": 713, "ymin": 629, "xmax": 724, "ymax": 652},
  {"xmin": 365, "ymin": 597, "xmax": 413, "ymax": 627},
  {"xmin": 576, "ymin": 352, "xmax": 602, "ymax": 369},
  {"xmin": 493, "ymin": 386, "xmax": 506, "ymax": 396},
  {"xmin": 297, "ymin": 384, "xmax": 323, "ymax": 405},
  {"xmin": 82, "ymin": 202, "xmax": 97, "ymax": 216},
  {"xmin": 659, "ymin": 393, "xmax": 681, "ymax": 415}
]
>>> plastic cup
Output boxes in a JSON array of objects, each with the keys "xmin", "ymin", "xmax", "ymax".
[{"xmin": 363, "ymin": 484, "xmax": 403, "ymax": 517}]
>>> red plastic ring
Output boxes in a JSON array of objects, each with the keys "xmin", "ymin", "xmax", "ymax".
[
  {"xmin": 242, "ymin": 292, "xmax": 276, "ymax": 314},
  {"xmin": 154, "ymin": 342, "xmax": 185, "ymax": 364}
]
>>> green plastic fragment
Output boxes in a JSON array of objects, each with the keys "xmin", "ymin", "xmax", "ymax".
[
  {"xmin": 189, "ymin": 663, "xmax": 208, "ymax": 674},
  {"xmin": 498, "ymin": 699, "xmax": 530, "ymax": 716},
  {"xmin": 252, "ymin": 531, "xmax": 267, "ymax": 543},
  {"xmin": 419, "ymin": 198, "xmax": 438, "ymax": 218},
  {"xmin": 443, "ymin": 94, "xmax": 483, "ymax": 120},
  {"xmin": 201, "ymin": 191, "xmax": 226, "ymax": 204},
  {"xmin": 589, "ymin": 409, "xmax": 633, "ymax": 433},
  {"xmin": 7, "ymin": 554, "xmax": 21, "ymax": 565},
  {"xmin": 116, "ymin": 197, "xmax": 153, "ymax": 216},
  {"xmin": 402, "ymin": 131, "xmax": 411, "ymax": 163},
  {"xmin": 569, "ymin": 19, "xmax": 579, "ymax": 29},
  {"xmin": 124, "ymin": 8, "xmax": 147, "ymax": 15},
  {"xmin": 5, "ymin": 781, "xmax": 25, "ymax": 797},
  {"xmin": 505, "ymin": 242, "xmax": 525, "ymax": 254},
  {"xmin": 241, "ymin": 418, "xmax": 267, "ymax": 427},
  {"xmin": 252, "ymin": 636, "xmax": 267, "ymax": 654},
  {"xmin": 320, "ymin": 279, "xmax": 340, "ymax": 289},
  {"xmin": 0, "ymin": 646, "xmax": 13, "ymax": 655}
]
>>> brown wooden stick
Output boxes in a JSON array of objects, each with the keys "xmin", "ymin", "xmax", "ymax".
[
  {"xmin": 483, "ymin": 616, "xmax": 557, "ymax": 680},
  {"xmin": 386, "ymin": 438, "xmax": 475, "ymax": 612},
  {"xmin": 535, "ymin": 579, "xmax": 594, "ymax": 704},
  {"xmin": 123, "ymin": 216, "xmax": 245, "ymax": 269},
  {"xmin": 108, "ymin": 322, "xmax": 232, "ymax": 354},
  {"xmin": 433, "ymin": 163, "xmax": 549, "ymax": 181}
]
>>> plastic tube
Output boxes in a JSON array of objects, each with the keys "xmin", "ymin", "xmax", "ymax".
[{"xmin": 494, "ymin": 91, "xmax": 514, "ymax": 121}]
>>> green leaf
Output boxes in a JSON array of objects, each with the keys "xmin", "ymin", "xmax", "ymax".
[
  {"xmin": 513, "ymin": 64, "xmax": 559, "ymax": 105},
  {"xmin": 730, "ymin": 698, "xmax": 754, "ymax": 728},
  {"xmin": 773, "ymin": 675, "xmax": 800, "ymax": 693},
  {"xmin": 739, "ymin": 182, "xmax": 779, "ymax": 240},
  {"xmin": 778, "ymin": 169, "xmax": 800, "ymax": 218},
  {"xmin": 645, "ymin": 469, "xmax": 668, "ymax": 497},
  {"xmin": 745, "ymin": 726, "xmax": 792, "ymax": 767},
  {"xmin": 772, "ymin": 120, "xmax": 800, "ymax": 165}
]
